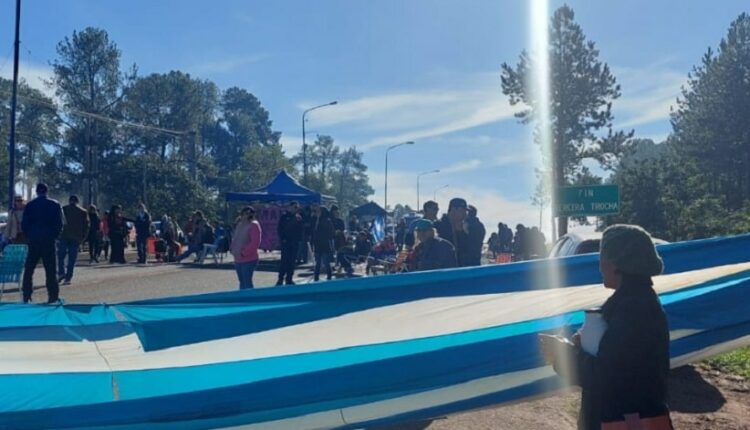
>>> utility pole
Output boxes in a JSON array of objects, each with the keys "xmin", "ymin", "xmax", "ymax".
[
  {"xmin": 7, "ymin": 0, "xmax": 21, "ymax": 209},
  {"xmin": 301, "ymin": 101, "xmax": 337, "ymax": 185}
]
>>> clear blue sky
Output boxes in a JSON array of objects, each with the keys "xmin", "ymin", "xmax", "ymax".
[{"xmin": 1, "ymin": 0, "xmax": 747, "ymax": 232}]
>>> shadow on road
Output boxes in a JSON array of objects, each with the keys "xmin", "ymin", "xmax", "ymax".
[{"xmin": 669, "ymin": 365, "xmax": 726, "ymax": 413}]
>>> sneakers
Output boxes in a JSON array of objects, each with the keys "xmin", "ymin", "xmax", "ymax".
[
  {"xmin": 57, "ymin": 274, "xmax": 66, "ymax": 283},
  {"xmin": 62, "ymin": 279, "xmax": 72, "ymax": 286},
  {"xmin": 46, "ymin": 298, "xmax": 63, "ymax": 305}
]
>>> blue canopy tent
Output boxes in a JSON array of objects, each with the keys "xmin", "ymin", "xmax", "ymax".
[
  {"xmin": 225, "ymin": 170, "xmax": 335, "ymax": 204},
  {"xmin": 350, "ymin": 201, "xmax": 387, "ymax": 218}
]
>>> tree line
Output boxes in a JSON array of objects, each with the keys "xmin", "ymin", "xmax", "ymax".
[
  {"xmin": 502, "ymin": 6, "xmax": 750, "ymax": 241},
  {"xmin": 0, "ymin": 27, "xmax": 374, "ymax": 224}
]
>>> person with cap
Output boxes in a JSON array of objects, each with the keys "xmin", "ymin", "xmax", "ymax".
[
  {"xmin": 409, "ymin": 219, "xmax": 457, "ymax": 272},
  {"xmin": 57, "ymin": 195, "xmax": 90, "ymax": 285},
  {"xmin": 433, "ymin": 198, "xmax": 471, "ymax": 267},
  {"xmin": 539, "ymin": 224, "xmax": 673, "ymax": 430},
  {"xmin": 405, "ymin": 200, "xmax": 440, "ymax": 249},
  {"xmin": 21, "ymin": 183, "xmax": 65, "ymax": 303}
]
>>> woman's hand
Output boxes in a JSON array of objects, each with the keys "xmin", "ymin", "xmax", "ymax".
[{"xmin": 538, "ymin": 334, "xmax": 573, "ymax": 365}]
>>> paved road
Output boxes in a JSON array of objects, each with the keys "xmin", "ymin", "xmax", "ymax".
[{"xmin": 2, "ymin": 249, "xmax": 290, "ymax": 304}]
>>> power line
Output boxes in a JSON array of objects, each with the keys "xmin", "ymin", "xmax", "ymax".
[{"xmin": 0, "ymin": 88, "xmax": 191, "ymax": 137}]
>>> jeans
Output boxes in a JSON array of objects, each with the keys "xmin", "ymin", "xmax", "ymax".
[
  {"xmin": 178, "ymin": 244, "xmax": 203, "ymax": 261},
  {"xmin": 314, "ymin": 251, "xmax": 333, "ymax": 281},
  {"xmin": 88, "ymin": 232, "xmax": 100, "ymax": 261},
  {"xmin": 57, "ymin": 239, "xmax": 79, "ymax": 281},
  {"xmin": 22, "ymin": 241, "xmax": 59, "ymax": 303},
  {"xmin": 278, "ymin": 241, "xmax": 297, "ymax": 284},
  {"xmin": 136, "ymin": 235, "xmax": 148, "ymax": 263},
  {"xmin": 235, "ymin": 260, "xmax": 258, "ymax": 289}
]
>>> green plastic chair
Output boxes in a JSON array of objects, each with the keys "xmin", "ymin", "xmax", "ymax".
[{"xmin": 0, "ymin": 244, "xmax": 28, "ymax": 302}]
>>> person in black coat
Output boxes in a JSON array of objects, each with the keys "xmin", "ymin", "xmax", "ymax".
[
  {"xmin": 465, "ymin": 205, "xmax": 486, "ymax": 266},
  {"xmin": 540, "ymin": 224, "xmax": 673, "ymax": 430},
  {"xmin": 277, "ymin": 201, "xmax": 303, "ymax": 285},
  {"xmin": 433, "ymin": 198, "xmax": 471, "ymax": 267},
  {"xmin": 21, "ymin": 183, "xmax": 64, "ymax": 303},
  {"xmin": 312, "ymin": 207, "xmax": 335, "ymax": 282}
]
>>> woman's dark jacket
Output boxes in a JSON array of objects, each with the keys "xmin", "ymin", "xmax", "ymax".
[
  {"xmin": 555, "ymin": 275, "xmax": 670, "ymax": 430},
  {"xmin": 312, "ymin": 217, "xmax": 335, "ymax": 254}
]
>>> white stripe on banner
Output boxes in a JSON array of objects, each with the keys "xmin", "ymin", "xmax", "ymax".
[{"xmin": 1, "ymin": 263, "xmax": 748, "ymax": 376}]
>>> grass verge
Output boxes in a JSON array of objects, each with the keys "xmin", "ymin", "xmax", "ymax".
[{"xmin": 702, "ymin": 347, "xmax": 750, "ymax": 379}]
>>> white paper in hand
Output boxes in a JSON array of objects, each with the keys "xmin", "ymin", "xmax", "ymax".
[{"xmin": 579, "ymin": 309, "xmax": 607, "ymax": 356}]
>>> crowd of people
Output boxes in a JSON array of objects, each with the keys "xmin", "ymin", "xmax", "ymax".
[
  {"xmin": 6, "ymin": 184, "xmax": 550, "ymax": 298},
  {"xmin": 487, "ymin": 222, "xmax": 548, "ymax": 261},
  {"xmin": 3, "ymin": 183, "xmax": 236, "ymax": 303}
]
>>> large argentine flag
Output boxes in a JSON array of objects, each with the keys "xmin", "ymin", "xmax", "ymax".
[{"xmin": 0, "ymin": 234, "xmax": 749, "ymax": 429}]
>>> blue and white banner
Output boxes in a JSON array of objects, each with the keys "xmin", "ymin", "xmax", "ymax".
[{"xmin": 0, "ymin": 234, "xmax": 749, "ymax": 429}]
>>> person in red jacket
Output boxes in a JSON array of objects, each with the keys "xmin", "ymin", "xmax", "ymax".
[{"xmin": 230, "ymin": 206, "xmax": 262, "ymax": 289}]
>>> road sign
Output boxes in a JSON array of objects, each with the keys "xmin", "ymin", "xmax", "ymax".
[{"xmin": 555, "ymin": 185, "xmax": 620, "ymax": 217}]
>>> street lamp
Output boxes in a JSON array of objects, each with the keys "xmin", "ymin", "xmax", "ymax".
[
  {"xmin": 302, "ymin": 101, "xmax": 337, "ymax": 185},
  {"xmin": 384, "ymin": 141, "xmax": 414, "ymax": 211},
  {"xmin": 433, "ymin": 184, "xmax": 449, "ymax": 201},
  {"xmin": 417, "ymin": 169, "xmax": 440, "ymax": 209}
]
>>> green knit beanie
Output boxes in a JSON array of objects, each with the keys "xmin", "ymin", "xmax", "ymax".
[{"xmin": 600, "ymin": 224, "xmax": 664, "ymax": 276}]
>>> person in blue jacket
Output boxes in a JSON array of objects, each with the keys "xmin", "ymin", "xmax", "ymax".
[{"xmin": 21, "ymin": 183, "xmax": 64, "ymax": 304}]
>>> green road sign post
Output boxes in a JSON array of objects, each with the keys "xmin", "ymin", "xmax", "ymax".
[{"xmin": 555, "ymin": 185, "xmax": 620, "ymax": 217}]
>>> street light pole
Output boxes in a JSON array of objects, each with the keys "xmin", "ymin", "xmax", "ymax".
[
  {"xmin": 417, "ymin": 169, "xmax": 440, "ymax": 209},
  {"xmin": 7, "ymin": 0, "xmax": 21, "ymax": 210},
  {"xmin": 433, "ymin": 184, "xmax": 449, "ymax": 201},
  {"xmin": 384, "ymin": 141, "xmax": 414, "ymax": 212},
  {"xmin": 302, "ymin": 101, "xmax": 337, "ymax": 185}
]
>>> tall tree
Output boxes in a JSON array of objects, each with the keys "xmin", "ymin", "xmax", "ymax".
[
  {"xmin": 671, "ymin": 13, "xmax": 750, "ymax": 210},
  {"xmin": 50, "ymin": 27, "xmax": 135, "ymax": 204},
  {"xmin": 331, "ymin": 146, "xmax": 373, "ymax": 209},
  {"xmin": 501, "ymin": 5, "xmax": 632, "ymax": 236},
  {"xmin": 0, "ymin": 78, "xmax": 61, "ymax": 200}
]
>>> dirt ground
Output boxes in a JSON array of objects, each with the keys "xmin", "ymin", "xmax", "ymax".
[{"xmin": 429, "ymin": 365, "xmax": 750, "ymax": 429}]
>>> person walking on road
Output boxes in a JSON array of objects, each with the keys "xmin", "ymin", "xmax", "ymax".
[
  {"xmin": 58, "ymin": 195, "xmax": 90, "ymax": 285},
  {"xmin": 277, "ymin": 201, "xmax": 303, "ymax": 285},
  {"xmin": 230, "ymin": 206, "xmax": 262, "ymax": 289},
  {"xmin": 134, "ymin": 203, "xmax": 152, "ymax": 264},
  {"xmin": 312, "ymin": 207, "xmax": 335, "ymax": 282},
  {"xmin": 108, "ymin": 206, "xmax": 131, "ymax": 264},
  {"xmin": 21, "ymin": 183, "xmax": 64, "ymax": 304},
  {"xmin": 178, "ymin": 211, "xmax": 206, "ymax": 262},
  {"xmin": 87, "ymin": 205, "xmax": 101, "ymax": 263},
  {"xmin": 4, "ymin": 195, "xmax": 26, "ymax": 244}
]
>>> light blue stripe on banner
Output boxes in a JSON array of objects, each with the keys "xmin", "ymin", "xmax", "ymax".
[{"xmin": 2, "ymin": 271, "xmax": 750, "ymax": 429}]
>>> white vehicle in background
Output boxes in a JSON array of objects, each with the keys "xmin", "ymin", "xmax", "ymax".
[{"xmin": 549, "ymin": 229, "xmax": 668, "ymax": 258}]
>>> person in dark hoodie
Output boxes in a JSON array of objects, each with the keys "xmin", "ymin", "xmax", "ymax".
[
  {"xmin": 465, "ymin": 205, "xmax": 486, "ymax": 266},
  {"xmin": 21, "ymin": 183, "xmax": 64, "ymax": 304},
  {"xmin": 433, "ymin": 198, "xmax": 471, "ymax": 267},
  {"xmin": 312, "ymin": 207, "xmax": 335, "ymax": 282},
  {"xmin": 540, "ymin": 224, "xmax": 672, "ymax": 430},
  {"xmin": 277, "ymin": 201, "xmax": 304, "ymax": 285},
  {"xmin": 57, "ymin": 195, "xmax": 89, "ymax": 285}
]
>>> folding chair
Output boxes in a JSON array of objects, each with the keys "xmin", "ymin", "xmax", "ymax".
[
  {"xmin": 0, "ymin": 244, "xmax": 28, "ymax": 302},
  {"xmin": 197, "ymin": 235, "xmax": 224, "ymax": 265}
]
